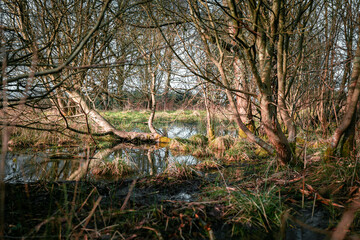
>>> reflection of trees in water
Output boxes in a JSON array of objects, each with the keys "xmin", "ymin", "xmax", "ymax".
[
  {"xmin": 66, "ymin": 144, "xmax": 172, "ymax": 181},
  {"xmin": 90, "ymin": 145, "xmax": 197, "ymax": 179},
  {"xmin": 123, "ymin": 147, "xmax": 169, "ymax": 176},
  {"xmin": 5, "ymin": 147, "xmax": 89, "ymax": 182},
  {"xmin": 162, "ymin": 122, "xmax": 234, "ymax": 139},
  {"xmin": 5, "ymin": 124, "xmax": 226, "ymax": 182},
  {"xmin": 164, "ymin": 123, "xmax": 205, "ymax": 139},
  {"xmin": 6, "ymin": 140, "xmax": 199, "ymax": 182}
]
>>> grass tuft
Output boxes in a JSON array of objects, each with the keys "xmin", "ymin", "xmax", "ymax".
[
  {"xmin": 209, "ymin": 136, "xmax": 234, "ymax": 151},
  {"xmin": 91, "ymin": 158, "xmax": 133, "ymax": 177},
  {"xmin": 169, "ymin": 138, "xmax": 192, "ymax": 152},
  {"xmin": 189, "ymin": 134, "xmax": 208, "ymax": 146},
  {"xmin": 164, "ymin": 161, "xmax": 197, "ymax": 180}
]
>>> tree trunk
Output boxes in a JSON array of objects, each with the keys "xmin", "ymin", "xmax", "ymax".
[
  {"xmin": 260, "ymin": 94, "xmax": 293, "ymax": 165},
  {"xmin": 234, "ymin": 57, "xmax": 254, "ymax": 138},
  {"xmin": 148, "ymin": 70, "xmax": 158, "ymax": 134},
  {"xmin": 66, "ymin": 90, "xmax": 168, "ymax": 143},
  {"xmin": 241, "ymin": 0, "xmax": 293, "ymax": 165},
  {"xmin": 202, "ymin": 81, "xmax": 215, "ymax": 141},
  {"xmin": 217, "ymin": 66, "xmax": 275, "ymax": 155},
  {"xmin": 327, "ymin": 27, "xmax": 360, "ymax": 158},
  {"xmin": 225, "ymin": 0, "xmax": 254, "ymax": 138},
  {"xmin": 277, "ymin": 3, "xmax": 296, "ymax": 145},
  {"xmin": 339, "ymin": 106, "xmax": 357, "ymax": 157}
]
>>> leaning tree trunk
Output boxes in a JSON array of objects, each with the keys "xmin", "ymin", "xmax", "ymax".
[
  {"xmin": 260, "ymin": 93, "xmax": 293, "ymax": 165},
  {"xmin": 66, "ymin": 90, "xmax": 168, "ymax": 143},
  {"xmin": 234, "ymin": 57, "xmax": 255, "ymax": 138},
  {"xmin": 326, "ymin": 29, "xmax": 360, "ymax": 159},
  {"xmin": 277, "ymin": 4, "xmax": 296, "ymax": 147},
  {"xmin": 226, "ymin": 0, "xmax": 255, "ymax": 138},
  {"xmin": 216, "ymin": 65, "xmax": 275, "ymax": 155}
]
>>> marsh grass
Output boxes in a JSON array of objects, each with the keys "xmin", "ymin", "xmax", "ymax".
[
  {"xmin": 9, "ymin": 127, "xmax": 78, "ymax": 148},
  {"xmin": 9, "ymin": 125, "xmax": 116, "ymax": 151},
  {"xmin": 224, "ymin": 139, "xmax": 255, "ymax": 161},
  {"xmin": 306, "ymin": 155, "xmax": 360, "ymax": 199},
  {"xmin": 229, "ymin": 186, "xmax": 283, "ymax": 230},
  {"xmin": 6, "ymin": 149, "xmax": 360, "ymax": 239},
  {"xmin": 201, "ymin": 179, "xmax": 283, "ymax": 233},
  {"xmin": 6, "ymin": 109, "xmax": 360, "ymax": 238},
  {"xmin": 163, "ymin": 161, "xmax": 198, "ymax": 180},
  {"xmin": 169, "ymin": 137, "xmax": 192, "ymax": 152},
  {"xmin": 189, "ymin": 134, "xmax": 208, "ymax": 146},
  {"xmin": 209, "ymin": 136, "xmax": 235, "ymax": 151},
  {"xmin": 91, "ymin": 158, "xmax": 134, "ymax": 177},
  {"xmin": 195, "ymin": 159, "xmax": 221, "ymax": 170},
  {"xmin": 6, "ymin": 179, "xmax": 231, "ymax": 239},
  {"xmin": 102, "ymin": 110, "xmax": 208, "ymax": 131},
  {"xmin": 169, "ymin": 135, "xmax": 213, "ymax": 157},
  {"xmin": 9, "ymin": 109, "xmax": 230, "ymax": 150}
]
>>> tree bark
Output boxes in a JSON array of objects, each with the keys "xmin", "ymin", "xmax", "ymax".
[
  {"xmin": 277, "ymin": 2, "xmax": 296, "ymax": 144},
  {"xmin": 225, "ymin": 0, "xmax": 254, "ymax": 137},
  {"xmin": 148, "ymin": 70, "xmax": 158, "ymax": 134},
  {"xmin": 217, "ymin": 65, "xmax": 275, "ymax": 155},
  {"xmin": 66, "ymin": 90, "xmax": 167, "ymax": 143},
  {"xmin": 234, "ymin": 57, "xmax": 254, "ymax": 138},
  {"xmin": 202, "ymin": 80, "xmax": 215, "ymax": 141},
  {"xmin": 327, "ymin": 23, "xmax": 360, "ymax": 157},
  {"xmin": 243, "ymin": 0, "xmax": 293, "ymax": 165}
]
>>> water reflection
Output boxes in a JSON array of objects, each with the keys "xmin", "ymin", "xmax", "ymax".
[
  {"xmin": 5, "ymin": 123, "xmax": 202, "ymax": 183},
  {"xmin": 67, "ymin": 143, "xmax": 198, "ymax": 181},
  {"xmin": 5, "ymin": 144, "xmax": 198, "ymax": 183},
  {"xmin": 5, "ymin": 149, "xmax": 85, "ymax": 183},
  {"xmin": 162, "ymin": 123, "xmax": 203, "ymax": 139}
]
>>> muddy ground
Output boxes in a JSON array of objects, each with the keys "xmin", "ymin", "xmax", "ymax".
[{"xmin": 4, "ymin": 173, "xmax": 335, "ymax": 240}]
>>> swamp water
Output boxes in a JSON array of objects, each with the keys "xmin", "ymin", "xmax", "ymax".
[
  {"xmin": 4, "ymin": 122, "xmax": 331, "ymax": 239},
  {"xmin": 5, "ymin": 123, "xmax": 203, "ymax": 183}
]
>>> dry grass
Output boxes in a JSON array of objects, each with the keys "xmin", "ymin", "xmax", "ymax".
[
  {"xmin": 91, "ymin": 159, "xmax": 133, "ymax": 177},
  {"xmin": 189, "ymin": 134, "xmax": 208, "ymax": 146},
  {"xmin": 169, "ymin": 138, "xmax": 192, "ymax": 152},
  {"xmin": 209, "ymin": 136, "xmax": 235, "ymax": 151}
]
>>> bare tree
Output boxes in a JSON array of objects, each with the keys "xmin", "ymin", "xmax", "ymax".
[
  {"xmin": 327, "ymin": 15, "xmax": 360, "ymax": 157},
  {"xmin": 1, "ymin": 0, "xmax": 170, "ymax": 143}
]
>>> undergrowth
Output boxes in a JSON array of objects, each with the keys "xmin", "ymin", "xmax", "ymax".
[{"xmin": 5, "ymin": 110, "xmax": 360, "ymax": 239}]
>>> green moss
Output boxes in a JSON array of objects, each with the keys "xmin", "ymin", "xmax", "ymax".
[
  {"xmin": 323, "ymin": 146, "xmax": 335, "ymax": 162},
  {"xmin": 238, "ymin": 128, "xmax": 247, "ymax": 139},
  {"xmin": 158, "ymin": 136, "xmax": 171, "ymax": 143},
  {"xmin": 255, "ymin": 147, "xmax": 269, "ymax": 158},
  {"xmin": 238, "ymin": 122, "xmax": 255, "ymax": 139},
  {"xmin": 207, "ymin": 126, "xmax": 215, "ymax": 141},
  {"xmin": 340, "ymin": 135, "xmax": 354, "ymax": 157}
]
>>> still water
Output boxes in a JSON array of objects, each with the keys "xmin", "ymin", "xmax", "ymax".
[
  {"xmin": 4, "ymin": 122, "xmax": 331, "ymax": 240},
  {"xmin": 5, "ymin": 123, "xmax": 207, "ymax": 183}
]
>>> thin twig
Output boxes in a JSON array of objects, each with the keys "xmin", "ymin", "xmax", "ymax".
[
  {"xmin": 72, "ymin": 196, "xmax": 102, "ymax": 235},
  {"xmin": 120, "ymin": 179, "xmax": 137, "ymax": 211}
]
